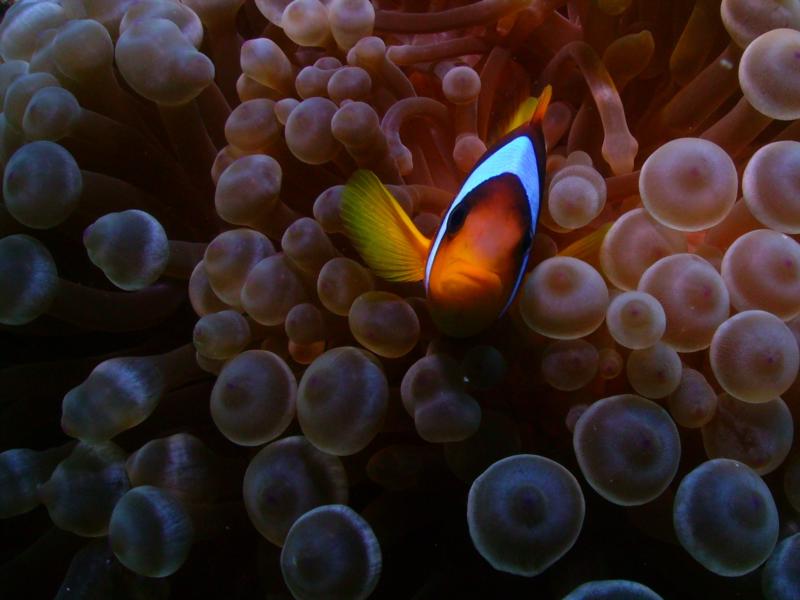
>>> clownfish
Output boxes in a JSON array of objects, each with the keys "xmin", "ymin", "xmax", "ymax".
[{"xmin": 341, "ymin": 86, "xmax": 551, "ymax": 338}]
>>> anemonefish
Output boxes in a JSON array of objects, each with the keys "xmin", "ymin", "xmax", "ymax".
[{"xmin": 341, "ymin": 86, "xmax": 552, "ymax": 338}]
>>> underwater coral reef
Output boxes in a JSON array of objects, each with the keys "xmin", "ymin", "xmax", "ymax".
[{"xmin": 1, "ymin": 0, "xmax": 800, "ymax": 598}]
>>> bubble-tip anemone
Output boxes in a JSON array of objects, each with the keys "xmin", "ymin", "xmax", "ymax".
[
  {"xmin": 673, "ymin": 458, "xmax": 778, "ymax": 576},
  {"xmin": 467, "ymin": 454, "xmax": 584, "ymax": 577}
]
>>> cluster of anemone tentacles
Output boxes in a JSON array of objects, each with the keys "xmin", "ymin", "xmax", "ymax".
[{"xmin": 2, "ymin": 0, "xmax": 800, "ymax": 598}]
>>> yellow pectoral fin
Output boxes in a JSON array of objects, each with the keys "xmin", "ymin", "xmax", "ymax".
[{"xmin": 341, "ymin": 170, "xmax": 431, "ymax": 282}]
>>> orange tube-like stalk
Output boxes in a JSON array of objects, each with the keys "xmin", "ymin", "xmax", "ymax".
[
  {"xmin": 387, "ymin": 37, "xmax": 489, "ymax": 67},
  {"xmin": 374, "ymin": 0, "xmax": 533, "ymax": 34},
  {"xmin": 656, "ymin": 43, "xmax": 742, "ymax": 137},
  {"xmin": 542, "ymin": 41, "xmax": 638, "ymax": 174},
  {"xmin": 381, "ymin": 97, "xmax": 451, "ymax": 176}
]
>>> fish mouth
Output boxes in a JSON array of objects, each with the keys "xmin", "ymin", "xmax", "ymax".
[
  {"xmin": 429, "ymin": 264, "xmax": 505, "ymax": 337},
  {"xmin": 435, "ymin": 262, "xmax": 503, "ymax": 301}
]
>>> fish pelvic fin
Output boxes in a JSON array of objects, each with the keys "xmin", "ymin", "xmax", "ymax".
[{"xmin": 341, "ymin": 170, "xmax": 431, "ymax": 282}]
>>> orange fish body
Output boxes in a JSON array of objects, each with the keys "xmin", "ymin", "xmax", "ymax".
[
  {"xmin": 342, "ymin": 87, "xmax": 550, "ymax": 337},
  {"xmin": 425, "ymin": 174, "xmax": 534, "ymax": 336}
]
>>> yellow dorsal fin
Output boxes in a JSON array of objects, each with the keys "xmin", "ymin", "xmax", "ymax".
[
  {"xmin": 504, "ymin": 96, "xmax": 539, "ymax": 136},
  {"xmin": 488, "ymin": 85, "xmax": 554, "ymax": 146},
  {"xmin": 530, "ymin": 85, "xmax": 552, "ymax": 128},
  {"xmin": 341, "ymin": 170, "xmax": 431, "ymax": 282},
  {"xmin": 557, "ymin": 222, "xmax": 613, "ymax": 262}
]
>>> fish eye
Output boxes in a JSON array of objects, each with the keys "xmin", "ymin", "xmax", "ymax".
[{"xmin": 447, "ymin": 204, "xmax": 468, "ymax": 235}]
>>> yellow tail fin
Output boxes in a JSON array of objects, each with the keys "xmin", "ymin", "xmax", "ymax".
[{"xmin": 341, "ymin": 170, "xmax": 431, "ymax": 282}]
